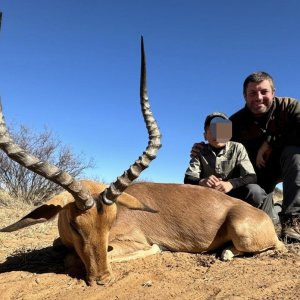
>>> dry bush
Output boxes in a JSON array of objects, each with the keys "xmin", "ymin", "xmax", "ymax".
[
  {"xmin": 0, "ymin": 124, "xmax": 94, "ymax": 206},
  {"xmin": 0, "ymin": 189, "xmax": 14, "ymax": 207},
  {"xmin": 273, "ymin": 186, "xmax": 283, "ymax": 203}
]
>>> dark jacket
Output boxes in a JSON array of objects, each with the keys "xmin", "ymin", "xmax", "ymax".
[{"xmin": 230, "ymin": 97, "xmax": 300, "ymax": 165}]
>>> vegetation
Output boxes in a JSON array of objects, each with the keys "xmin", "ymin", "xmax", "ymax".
[{"xmin": 0, "ymin": 124, "xmax": 94, "ymax": 205}]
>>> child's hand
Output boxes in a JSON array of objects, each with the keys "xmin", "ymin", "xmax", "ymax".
[
  {"xmin": 199, "ymin": 175, "xmax": 221, "ymax": 188},
  {"xmin": 213, "ymin": 181, "xmax": 233, "ymax": 193}
]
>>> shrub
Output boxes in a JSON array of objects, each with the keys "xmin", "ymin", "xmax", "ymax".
[{"xmin": 0, "ymin": 124, "xmax": 94, "ymax": 205}]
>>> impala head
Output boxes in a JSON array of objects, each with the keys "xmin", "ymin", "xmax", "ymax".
[{"xmin": 0, "ymin": 37, "xmax": 161, "ymax": 285}]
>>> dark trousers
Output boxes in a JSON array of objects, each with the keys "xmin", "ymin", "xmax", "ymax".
[
  {"xmin": 228, "ymin": 183, "xmax": 266, "ymax": 208},
  {"xmin": 228, "ymin": 184, "xmax": 279, "ymax": 224},
  {"xmin": 255, "ymin": 146, "xmax": 300, "ymax": 217}
]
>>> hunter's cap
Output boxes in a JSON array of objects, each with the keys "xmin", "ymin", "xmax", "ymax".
[{"xmin": 204, "ymin": 112, "xmax": 229, "ymax": 129}]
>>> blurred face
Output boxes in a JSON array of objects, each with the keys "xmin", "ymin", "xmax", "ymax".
[
  {"xmin": 204, "ymin": 127, "xmax": 226, "ymax": 148},
  {"xmin": 204, "ymin": 117, "xmax": 232, "ymax": 148},
  {"xmin": 244, "ymin": 79, "xmax": 275, "ymax": 116}
]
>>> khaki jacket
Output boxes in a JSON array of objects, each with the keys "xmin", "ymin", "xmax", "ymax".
[{"xmin": 184, "ymin": 141, "xmax": 256, "ymax": 189}]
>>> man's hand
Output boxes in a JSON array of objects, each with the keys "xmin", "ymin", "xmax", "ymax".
[
  {"xmin": 190, "ymin": 142, "xmax": 205, "ymax": 158},
  {"xmin": 256, "ymin": 141, "xmax": 272, "ymax": 169}
]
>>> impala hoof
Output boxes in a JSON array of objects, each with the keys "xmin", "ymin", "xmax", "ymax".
[
  {"xmin": 221, "ymin": 249, "xmax": 234, "ymax": 261},
  {"xmin": 87, "ymin": 274, "xmax": 115, "ymax": 286}
]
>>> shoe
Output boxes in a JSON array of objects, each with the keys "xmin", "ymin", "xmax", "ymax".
[
  {"xmin": 274, "ymin": 202, "xmax": 282, "ymax": 215},
  {"xmin": 272, "ymin": 215, "xmax": 280, "ymax": 225},
  {"xmin": 280, "ymin": 215, "xmax": 300, "ymax": 243},
  {"xmin": 270, "ymin": 202, "xmax": 282, "ymax": 225}
]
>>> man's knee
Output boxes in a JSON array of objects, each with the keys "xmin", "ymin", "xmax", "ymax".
[
  {"xmin": 244, "ymin": 184, "xmax": 266, "ymax": 207},
  {"xmin": 280, "ymin": 146, "xmax": 300, "ymax": 167}
]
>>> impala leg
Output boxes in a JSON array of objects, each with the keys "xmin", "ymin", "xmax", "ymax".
[
  {"xmin": 221, "ymin": 245, "xmax": 244, "ymax": 261},
  {"xmin": 108, "ymin": 242, "xmax": 161, "ymax": 262}
]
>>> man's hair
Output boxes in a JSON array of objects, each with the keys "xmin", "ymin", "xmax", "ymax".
[{"xmin": 243, "ymin": 71, "xmax": 275, "ymax": 96}]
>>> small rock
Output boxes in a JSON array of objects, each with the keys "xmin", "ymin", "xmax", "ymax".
[{"xmin": 142, "ymin": 280, "xmax": 152, "ymax": 287}]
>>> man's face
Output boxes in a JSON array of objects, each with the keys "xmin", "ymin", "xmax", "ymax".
[{"xmin": 244, "ymin": 79, "xmax": 275, "ymax": 116}]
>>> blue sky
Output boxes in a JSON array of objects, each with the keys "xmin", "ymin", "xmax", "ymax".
[{"xmin": 0, "ymin": 0, "xmax": 299, "ymax": 184}]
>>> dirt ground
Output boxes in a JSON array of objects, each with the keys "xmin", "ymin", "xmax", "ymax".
[{"xmin": 0, "ymin": 204, "xmax": 300, "ymax": 300}]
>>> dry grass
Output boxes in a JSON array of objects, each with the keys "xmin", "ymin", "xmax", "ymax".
[
  {"xmin": 273, "ymin": 187, "xmax": 283, "ymax": 203},
  {"xmin": 0, "ymin": 189, "xmax": 15, "ymax": 207},
  {"xmin": 0, "ymin": 204, "xmax": 59, "ymax": 265}
]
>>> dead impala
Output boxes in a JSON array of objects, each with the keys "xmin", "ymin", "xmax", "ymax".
[{"xmin": 0, "ymin": 38, "xmax": 285, "ymax": 286}]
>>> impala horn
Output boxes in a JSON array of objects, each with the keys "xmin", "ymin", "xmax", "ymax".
[
  {"xmin": 0, "ymin": 102, "xmax": 95, "ymax": 211},
  {"xmin": 101, "ymin": 36, "xmax": 162, "ymax": 205}
]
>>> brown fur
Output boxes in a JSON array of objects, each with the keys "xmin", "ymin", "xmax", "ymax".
[{"xmin": 1, "ymin": 180, "xmax": 285, "ymax": 286}]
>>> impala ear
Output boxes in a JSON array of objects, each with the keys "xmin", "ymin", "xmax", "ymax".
[
  {"xmin": 0, "ymin": 192, "xmax": 73, "ymax": 232},
  {"xmin": 0, "ymin": 203, "xmax": 63, "ymax": 232},
  {"xmin": 116, "ymin": 192, "xmax": 158, "ymax": 213}
]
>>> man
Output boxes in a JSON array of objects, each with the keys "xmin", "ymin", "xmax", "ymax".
[
  {"xmin": 185, "ymin": 112, "xmax": 279, "ymax": 224},
  {"xmin": 192, "ymin": 71, "xmax": 300, "ymax": 242},
  {"xmin": 231, "ymin": 72, "xmax": 300, "ymax": 242}
]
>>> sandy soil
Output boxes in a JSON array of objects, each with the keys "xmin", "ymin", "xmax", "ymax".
[{"xmin": 1, "ymin": 205, "xmax": 300, "ymax": 300}]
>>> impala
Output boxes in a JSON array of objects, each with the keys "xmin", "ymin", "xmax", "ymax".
[{"xmin": 0, "ymin": 38, "xmax": 285, "ymax": 286}]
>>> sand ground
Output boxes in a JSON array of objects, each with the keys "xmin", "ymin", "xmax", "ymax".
[{"xmin": 0, "ymin": 205, "xmax": 300, "ymax": 300}]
